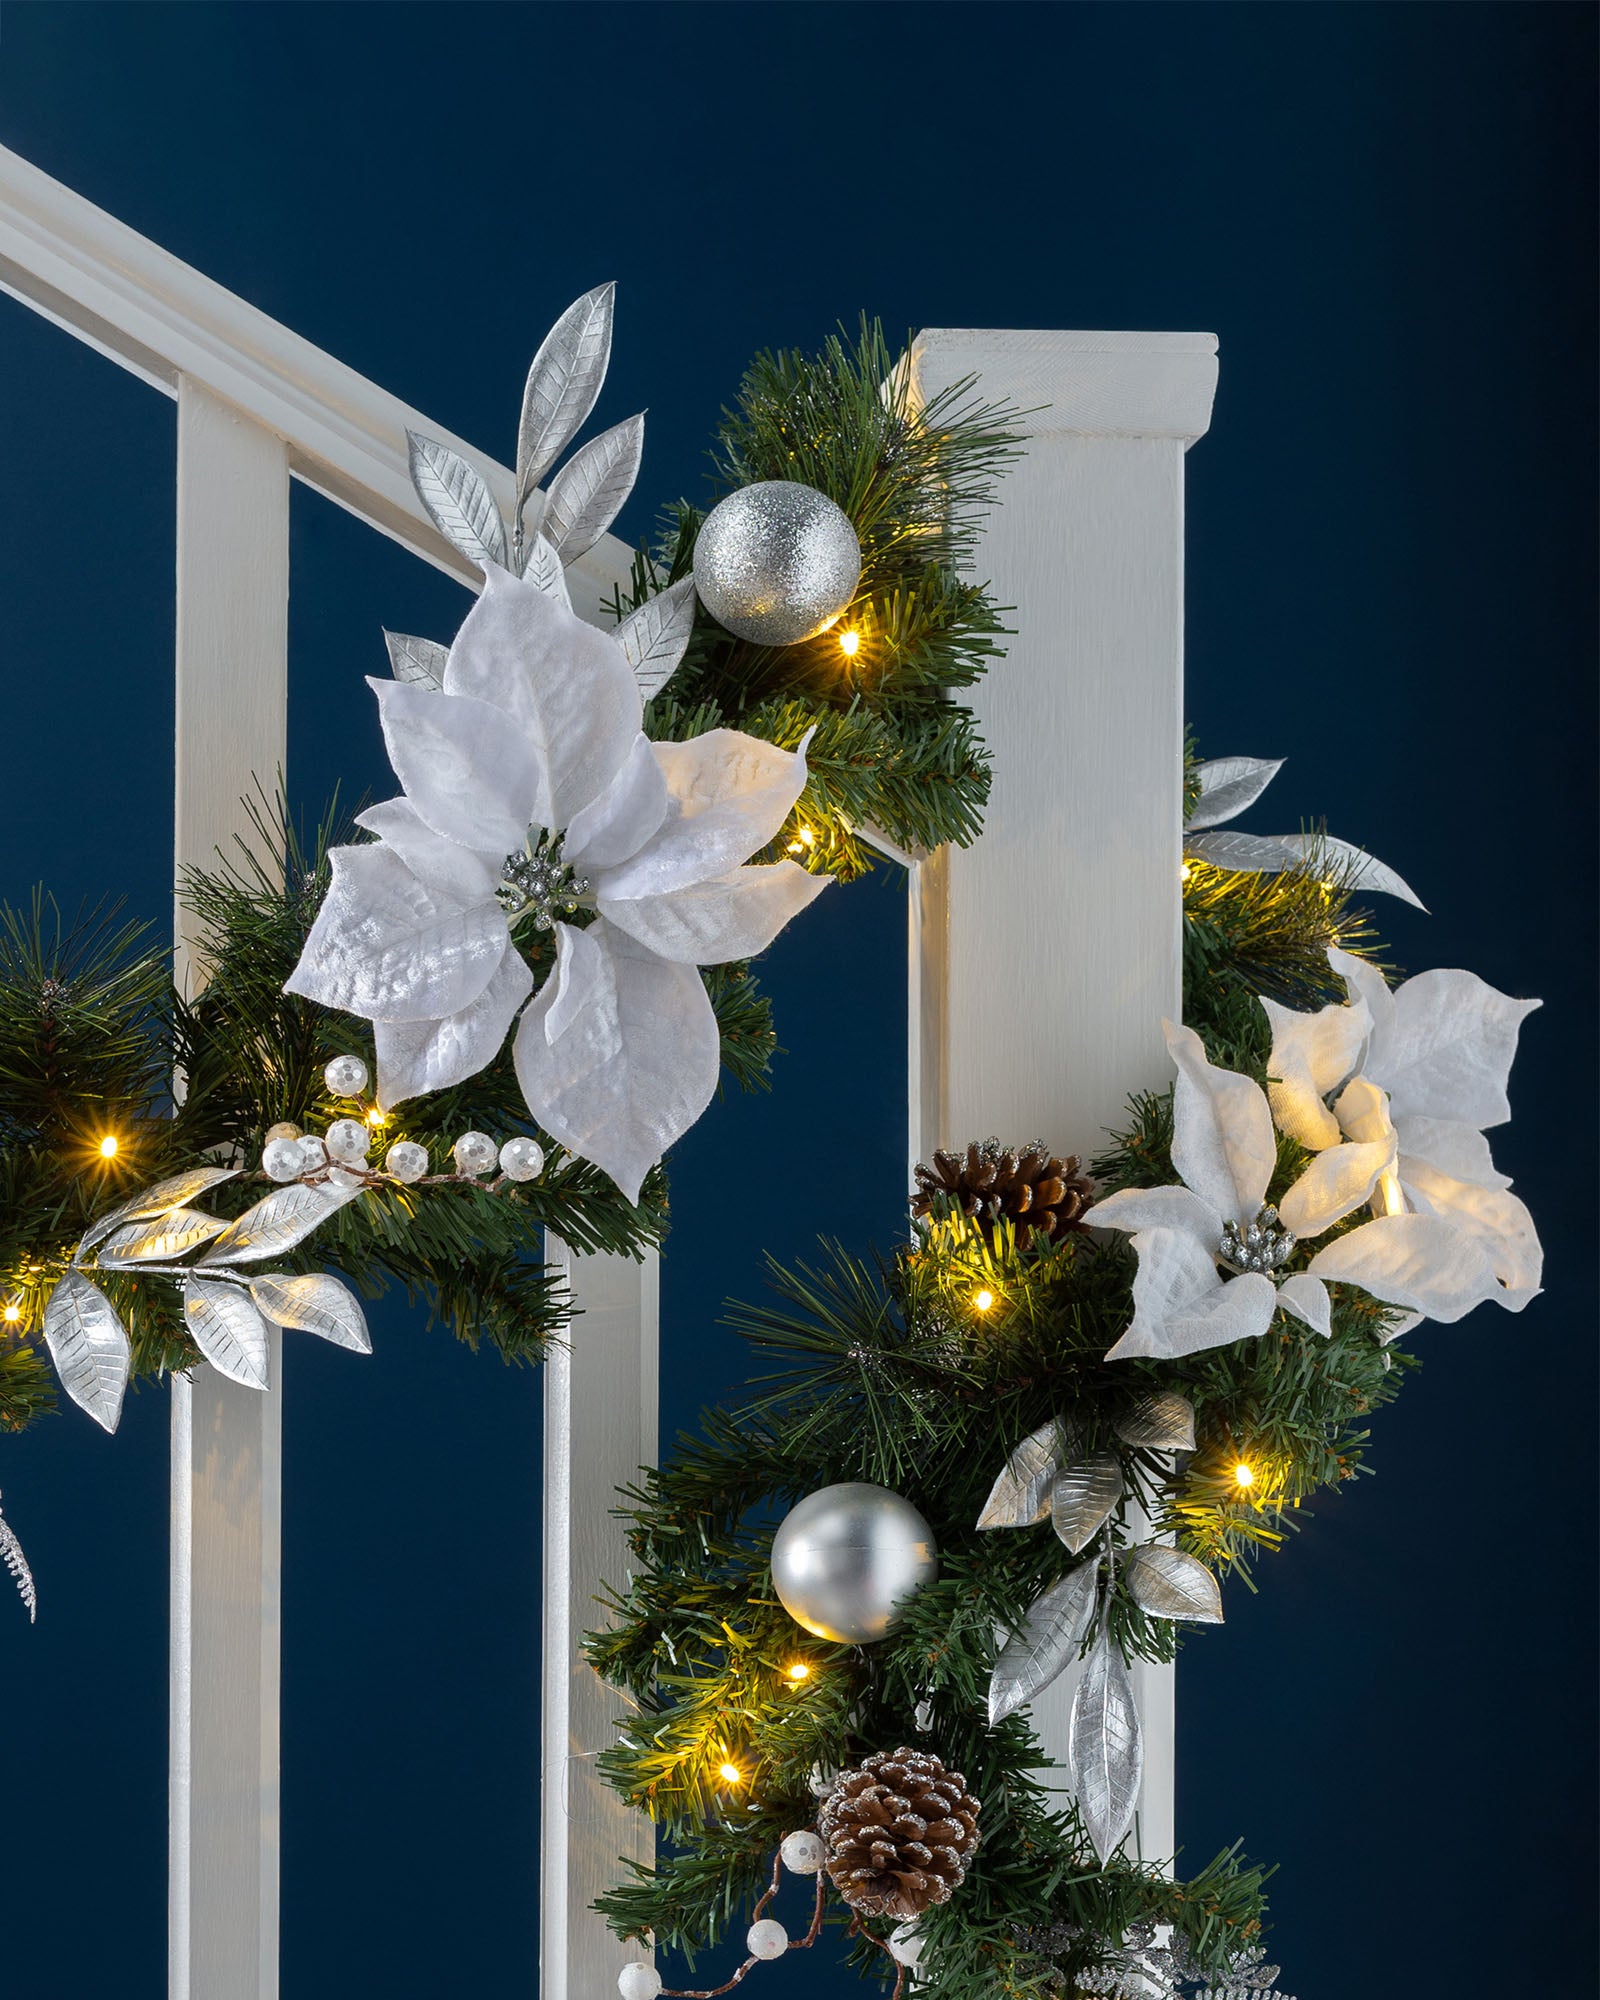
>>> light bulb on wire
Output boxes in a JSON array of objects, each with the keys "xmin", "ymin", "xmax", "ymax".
[
  {"xmin": 838, "ymin": 629, "xmax": 861, "ymax": 658},
  {"xmin": 1233, "ymin": 1461, "xmax": 1255, "ymax": 1490},
  {"xmin": 972, "ymin": 1288, "xmax": 995, "ymax": 1314},
  {"xmin": 97, "ymin": 1134, "xmax": 119, "ymax": 1160},
  {"xmin": 717, "ymin": 1760, "xmax": 743, "ymax": 1786}
]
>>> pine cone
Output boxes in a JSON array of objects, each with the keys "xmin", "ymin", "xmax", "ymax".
[
  {"xmin": 912, "ymin": 1139, "xmax": 1094, "ymax": 1244},
  {"xmin": 819, "ymin": 1746, "xmax": 981, "ymax": 1920}
]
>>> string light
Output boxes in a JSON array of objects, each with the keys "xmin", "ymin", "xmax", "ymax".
[
  {"xmin": 2, "ymin": 1303, "xmax": 20, "ymax": 1325},
  {"xmin": 717, "ymin": 1760, "xmax": 743, "ymax": 1786},
  {"xmin": 97, "ymin": 1135, "xmax": 119, "ymax": 1159},
  {"xmin": 838, "ymin": 629, "xmax": 861, "ymax": 658},
  {"xmin": 366, "ymin": 1108, "xmax": 388, "ymax": 1129},
  {"xmin": 785, "ymin": 1662, "xmax": 810, "ymax": 1684},
  {"xmin": 1180, "ymin": 863, "xmax": 1192, "ymax": 883},
  {"xmin": 1233, "ymin": 1461, "xmax": 1255, "ymax": 1490},
  {"xmin": 972, "ymin": 1288, "xmax": 995, "ymax": 1314}
]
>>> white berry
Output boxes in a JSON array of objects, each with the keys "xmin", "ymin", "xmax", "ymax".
[
  {"xmin": 296, "ymin": 1135, "xmax": 328, "ymax": 1171},
  {"xmin": 453, "ymin": 1131, "xmax": 498, "ymax": 1177},
  {"xmin": 616, "ymin": 1966, "xmax": 662, "ymax": 2000},
  {"xmin": 499, "ymin": 1136, "xmax": 545, "ymax": 1182},
  {"xmin": 324, "ymin": 1055, "xmax": 369, "ymax": 1097},
  {"xmin": 264, "ymin": 1121, "xmax": 301, "ymax": 1145},
  {"xmin": 780, "ymin": 1829, "xmax": 825, "ymax": 1875},
  {"xmin": 262, "ymin": 1137, "xmax": 304, "ymax": 1182},
  {"xmin": 746, "ymin": 1918, "xmax": 788, "ymax": 1960},
  {"xmin": 325, "ymin": 1117, "xmax": 371, "ymax": 1164},
  {"xmin": 888, "ymin": 1922, "xmax": 924, "ymax": 1969},
  {"xmin": 385, "ymin": 1140, "xmax": 429, "ymax": 1184}
]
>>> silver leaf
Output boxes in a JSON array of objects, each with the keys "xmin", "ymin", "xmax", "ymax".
[
  {"xmin": 1068, "ymin": 1620, "xmax": 1144, "ymax": 1865},
  {"xmin": 382, "ymin": 629, "xmax": 448, "ymax": 691},
  {"xmin": 542, "ymin": 413, "xmax": 645, "ymax": 563},
  {"xmin": 987, "ymin": 1559, "xmax": 1101, "ymax": 1724},
  {"xmin": 42, "ymin": 1269, "xmax": 130, "ymax": 1433},
  {"xmin": 520, "ymin": 532, "xmax": 573, "ymax": 608},
  {"xmin": 1052, "ymin": 1450, "xmax": 1123, "ymax": 1554},
  {"xmin": 1123, "ymin": 1544, "xmax": 1224, "ymax": 1624},
  {"xmin": 407, "ymin": 432, "xmax": 507, "ymax": 570},
  {"xmin": 0, "ymin": 1494, "xmax": 36, "ymax": 1623},
  {"xmin": 1183, "ymin": 830, "xmax": 1426, "ymax": 909},
  {"xmin": 249, "ymin": 1272, "xmax": 371, "ymax": 1354},
  {"xmin": 516, "ymin": 281, "xmax": 615, "ymax": 499},
  {"xmin": 1183, "ymin": 830, "xmax": 1304, "ymax": 876},
  {"xmin": 977, "ymin": 1419, "xmax": 1062, "ymax": 1530},
  {"xmin": 97, "ymin": 1207, "xmax": 227, "ymax": 1267},
  {"xmin": 1114, "ymin": 1390, "xmax": 1196, "ymax": 1452},
  {"xmin": 615, "ymin": 577, "xmax": 698, "ymax": 700},
  {"xmin": 1185, "ymin": 755, "xmax": 1284, "ymax": 831},
  {"xmin": 76, "ymin": 1164, "xmax": 241, "ymax": 1259},
  {"xmin": 1307, "ymin": 834, "xmax": 1427, "ymax": 911},
  {"xmin": 184, "ymin": 1279, "xmax": 270, "ymax": 1390},
  {"xmin": 199, "ymin": 1180, "xmax": 358, "ymax": 1267}
]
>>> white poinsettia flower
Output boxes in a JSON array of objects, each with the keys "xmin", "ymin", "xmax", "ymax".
[
  {"xmin": 1262, "ymin": 947, "xmax": 1542, "ymax": 1325},
  {"xmin": 285, "ymin": 564, "xmax": 827, "ymax": 1202},
  {"xmin": 1085, "ymin": 1020, "xmax": 1337, "ymax": 1361}
]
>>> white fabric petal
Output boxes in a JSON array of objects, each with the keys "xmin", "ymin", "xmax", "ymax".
[
  {"xmin": 1306, "ymin": 1213, "xmax": 1498, "ymax": 1324},
  {"xmin": 354, "ymin": 798, "xmax": 500, "ymax": 903},
  {"xmin": 513, "ymin": 918, "xmax": 721, "ymax": 1204},
  {"xmin": 1278, "ymin": 1136, "xmax": 1396, "ymax": 1238},
  {"xmin": 373, "ymin": 678, "xmax": 542, "ymax": 856},
  {"xmin": 1365, "ymin": 966, "xmax": 1540, "ymax": 1128},
  {"xmin": 562, "ymin": 732, "xmax": 670, "ymax": 875},
  {"xmin": 1331, "ymin": 1075, "xmax": 1394, "ymax": 1147},
  {"xmin": 1261, "ymin": 995, "xmax": 1370, "ymax": 1150},
  {"xmin": 374, "ymin": 947, "xmax": 535, "ymax": 1108},
  {"xmin": 443, "ymin": 563, "xmax": 642, "ymax": 830},
  {"xmin": 1392, "ymin": 1117, "xmax": 1511, "ymax": 1192},
  {"xmin": 1083, "ymin": 1184, "xmax": 1222, "ymax": 1248},
  {"xmin": 1277, "ymin": 1272, "xmax": 1333, "ymax": 1336},
  {"xmin": 284, "ymin": 841, "xmax": 507, "ymax": 1024},
  {"xmin": 1105, "ymin": 1228, "xmax": 1278, "ymax": 1362},
  {"xmin": 1163, "ymin": 1020, "xmax": 1277, "ymax": 1225},
  {"xmin": 598, "ymin": 861, "xmax": 828, "ymax": 966},
  {"xmin": 1396, "ymin": 1159, "xmax": 1542, "ymax": 1308},
  {"xmin": 1329, "ymin": 947, "xmax": 1395, "ymax": 1039},
  {"xmin": 596, "ymin": 728, "xmax": 813, "ymax": 901}
]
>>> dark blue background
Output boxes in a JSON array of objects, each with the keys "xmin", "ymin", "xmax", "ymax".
[{"xmin": 0, "ymin": 5, "xmax": 1592, "ymax": 1996}]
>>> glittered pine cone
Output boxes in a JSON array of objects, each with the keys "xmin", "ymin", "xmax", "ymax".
[
  {"xmin": 912, "ymin": 1139, "xmax": 1094, "ymax": 1245},
  {"xmin": 818, "ymin": 1746, "xmax": 981, "ymax": 1920}
]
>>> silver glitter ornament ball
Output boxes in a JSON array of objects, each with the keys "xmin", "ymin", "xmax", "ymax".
[
  {"xmin": 770, "ymin": 1482, "xmax": 937, "ymax": 1644},
  {"xmin": 323, "ymin": 1054, "xmax": 369, "ymax": 1098},
  {"xmin": 693, "ymin": 481, "xmax": 861, "ymax": 646}
]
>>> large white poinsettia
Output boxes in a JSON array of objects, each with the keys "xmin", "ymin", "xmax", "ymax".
[
  {"xmin": 1260, "ymin": 947, "xmax": 1542, "ymax": 1323},
  {"xmin": 285, "ymin": 564, "xmax": 827, "ymax": 1202}
]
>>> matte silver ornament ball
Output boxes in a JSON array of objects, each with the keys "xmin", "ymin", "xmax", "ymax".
[
  {"xmin": 692, "ymin": 480, "xmax": 862, "ymax": 646},
  {"xmin": 770, "ymin": 1481, "xmax": 938, "ymax": 1644}
]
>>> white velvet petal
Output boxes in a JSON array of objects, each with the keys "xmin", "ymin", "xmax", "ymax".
[
  {"xmin": 1392, "ymin": 1117, "xmax": 1511, "ymax": 1191},
  {"xmin": 599, "ymin": 861, "xmax": 828, "ymax": 966},
  {"xmin": 1279, "ymin": 1137, "xmax": 1396, "ymax": 1238},
  {"xmin": 1277, "ymin": 1273, "xmax": 1333, "ymax": 1336},
  {"xmin": 1396, "ymin": 1159, "xmax": 1543, "ymax": 1308},
  {"xmin": 374, "ymin": 946, "xmax": 535, "ymax": 1108},
  {"xmin": 514, "ymin": 918, "xmax": 720, "ymax": 1204},
  {"xmin": 562, "ymin": 732, "xmax": 670, "ymax": 874},
  {"xmin": 1366, "ymin": 967, "xmax": 1541, "ymax": 1128},
  {"xmin": 1306, "ymin": 1213, "xmax": 1497, "ymax": 1324},
  {"xmin": 1105, "ymin": 1228, "xmax": 1278, "ymax": 1362},
  {"xmin": 1261, "ymin": 995, "xmax": 1369, "ymax": 1150},
  {"xmin": 542, "ymin": 921, "xmax": 622, "ymax": 1059},
  {"xmin": 372, "ymin": 678, "xmax": 542, "ymax": 856},
  {"xmin": 1082, "ymin": 1184, "xmax": 1222, "ymax": 1248},
  {"xmin": 1163, "ymin": 1019, "xmax": 1277, "ymax": 1224},
  {"xmin": 1331, "ymin": 1075, "xmax": 1395, "ymax": 1147},
  {"xmin": 442, "ymin": 563, "xmax": 642, "ymax": 830},
  {"xmin": 1329, "ymin": 947, "xmax": 1395, "ymax": 1040},
  {"xmin": 596, "ymin": 728, "xmax": 812, "ymax": 901},
  {"xmin": 354, "ymin": 798, "xmax": 500, "ymax": 904},
  {"xmin": 283, "ymin": 841, "xmax": 507, "ymax": 1024}
]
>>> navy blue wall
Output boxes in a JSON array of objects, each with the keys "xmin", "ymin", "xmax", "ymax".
[{"xmin": 0, "ymin": 6, "xmax": 1592, "ymax": 1997}]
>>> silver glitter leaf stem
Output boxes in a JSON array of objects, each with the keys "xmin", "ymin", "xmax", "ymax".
[
  {"xmin": 977, "ymin": 1419, "xmax": 1062, "ymax": 1529},
  {"xmin": 615, "ymin": 576, "xmax": 698, "ymax": 699},
  {"xmin": 76, "ymin": 1165, "xmax": 242, "ymax": 1260},
  {"xmin": 1068, "ymin": 1619, "xmax": 1144, "ymax": 1865},
  {"xmin": 185, "ymin": 1279, "xmax": 271, "ymax": 1390},
  {"xmin": 198, "ymin": 1179, "xmax": 359, "ymax": 1267},
  {"xmin": 42, "ymin": 1269, "xmax": 130, "ymax": 1433},
  {"xmin": 516, "ymin": 282, "xmax": 616, "ymax": 500},
  {"xmin": 407, "ymin": 432, "xmax": 507, "ymax": 570},
  {"xmin": 988, "ymin": 1558, "xmax": 1101, "ymax": 1724},
  {"xmin": 1123, "ymin": 1544, "xmax": 1225, "ymax": 1624},
  {"xmin": 1052, "ymin": 1450, "xmax": 1124, "ymax": 1554},
  {"xmin": 96, "ymin": 1208, "xmax": 227, "ymax": 1267},
  {"xmin": 0, "ymin": 1493, "xmax": 37, "ymax": 1623},
  {"xmin": 1114, "ymin": 1391, "xmax": 1196, "ymax": 1452},
  {"xmin": 249, "ymin": 1272, "xmax": 372, "ymax": 1354},
  {"xmin": 542, "ymin": 413, "xmax": 645, "ymax": 563},
  {"xmin": 382, "ymin": 629, "xmax": 448, "ymax": 691}
]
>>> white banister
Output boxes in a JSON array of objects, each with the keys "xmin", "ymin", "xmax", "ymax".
[{"xmin": 909, "ymin": 328, "xmax": 1218, "ymax": 1866}]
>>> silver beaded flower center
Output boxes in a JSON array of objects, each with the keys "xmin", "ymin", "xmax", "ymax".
[
  {"xmin": 1218, "ymin": 1203, "xmax": 1296, "ymax": 1275},
  {"xmin": 497, "ymin": 833, "xmax": 589, "ymax": 930}
]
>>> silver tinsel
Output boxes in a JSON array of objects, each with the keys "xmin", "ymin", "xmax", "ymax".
[
  {"xmin": 1218, "ymin": 1203, "xmax": 1296, "ymax": 1276},
  {"xmin": 769, "ymin": 1481, "xmax": 937, "ymax": 1643},
  {"xmin": 692, "ymin": 481, "xmax": 861, "ymax": 645},
  {"xmin": 1010, "ymin": 1919, "xmax": 1293, "ymax": 2000}
]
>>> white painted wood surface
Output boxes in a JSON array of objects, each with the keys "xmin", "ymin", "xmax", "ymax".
[
  {"xmin": 909, "ymin": 329, "xmax": 1218, "ymax": 1866},
  {"xmin": 170, "ymin": 383, "xmax": 290, "ymax": 2000}
]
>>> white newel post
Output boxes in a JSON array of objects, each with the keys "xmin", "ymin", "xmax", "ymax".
[
  {"xmin": 169, "ymin": 381, "xmax": 290, "ymax": 2000},
  {"xmin": 909, "ymin": 330, "xmax": 1218, "ymax": 1865}
]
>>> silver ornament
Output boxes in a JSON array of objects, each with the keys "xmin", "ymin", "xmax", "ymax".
[
  {"xmin": 499, "ymin": 1135, "xmax": 545, "ymax": 1182},
  {"xmin": 385, "ymin": 1139, "xmax": 430, "ymax": 1183},
  {"xmin": 323, "ymin": 1055, "xmax": 369, "ymax": 1098},
  {"xmin": 692, "ymin": 481, "xmax": 861, "ymax": 645},
  {"xmin": 770, "ymin": 1482, "xmax": 937, "ymax": 1643}
]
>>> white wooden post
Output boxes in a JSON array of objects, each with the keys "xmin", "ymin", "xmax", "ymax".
[
  {"xmin": 169, "ymin": 381, "xmax": 290, "ymax": 1999},
  {"xmin": 909, "ymin": 330, "xmax": 1218, "ymax": 1865}
]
